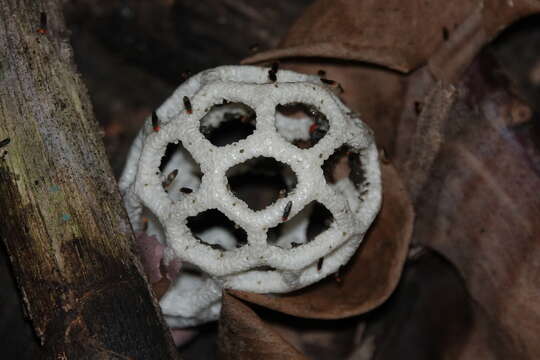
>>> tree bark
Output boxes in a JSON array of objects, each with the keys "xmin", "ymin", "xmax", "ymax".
[{"xmin": 0, "ymin": 1, "xmax": 179, "ymax": 359}]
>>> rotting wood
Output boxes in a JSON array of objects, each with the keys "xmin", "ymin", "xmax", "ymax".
[{"xmin": 0, "ymin": 1, "xmax": 179, "ymax": 358}]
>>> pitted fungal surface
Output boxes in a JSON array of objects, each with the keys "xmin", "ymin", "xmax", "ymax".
[{"xmin": 119, "ymin": 65, "xmax": 382, "ymax": 327}]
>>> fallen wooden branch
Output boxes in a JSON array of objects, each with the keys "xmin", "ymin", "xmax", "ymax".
[{"xmin": 0, "ymin": 1, "xmax": 179, "ymax": 358}]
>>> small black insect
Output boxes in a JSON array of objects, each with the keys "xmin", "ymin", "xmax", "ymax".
[
  {"xmin": 290, "ymin": 242, "xmax": 301, "ymax": 248},
  {"xmin": 320, "ymin": 78, "xmax": 344, "ymax": 93},
  {"xmin": 151, "ymin": 111, "xmax": 160, "ymax": 132},
  {"xmin": 162, "ymin": 169, "xmax": 178, "ymax": 188},
  {"xmin": 317, "ymin": 69, "xmax": 326, "ymax": 77},
  {"xmin": 0, "ymin": 138, "xmax": 10, "ymax": 148},
  {"xmin": 268, "ymin": 70, "xmax": 277, "ymax": 82},
  {"xmin": 183, "ymin": 96, "xmax": 192, "ymax": 114},
  {"xmin": 37, "ymin": 12, "xmax": 47, "ymax": 35},
  {"xmin": 320, "ymin": 78, "xmax": 335, "ymax": 85},
  {"xmin": 307, "ymin": 106, "xmax": 329, "ymax": 144},
  {"xmin": 442, "ymin": 26, "xmax": 449, "ymax": 41},
  {"xmin": 317, "ymin": 257, "xmax": 324, "ymax": 271},
  {"xmin": 268, "ymin": 62, "xmax": 279, "ymax": 82},
  {"xmin": 180, "ymin": 187, "xmax": 193, "ymax": 194},
  {"xmin": 282, "ymin": 200, "xmax": 292, "ymax": 222},
  {"xmin": 414, "ymin": 101, "xmax": 423, "ymax": 115}
]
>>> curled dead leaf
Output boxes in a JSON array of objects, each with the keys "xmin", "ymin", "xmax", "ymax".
[
  {"xmin": 412, "ymin": 52, "xmax": 540, "ymax": 358},
  {"xmin": 244, "ymin": 0, "xmax": 540, "ymax": 77},
  {"xmin": 244, "ymin": 0, "xmax": 477, "ymax": 72}
]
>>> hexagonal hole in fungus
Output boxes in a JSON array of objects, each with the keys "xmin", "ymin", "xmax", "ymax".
[
  {"xmin": 200, "ymin": 102, "xmax": 256, "ymax": 146},
  {"xmin": 267, "ymin": 201, "xmax": 333, "ymax": 249},
  {"xmin": 226, "ymin": 157, "xmax": 297, "ymax": 211},
  {"xmin": 186, "ymin": 209, "xmax": 247, "ymax": 251},
  {"xmin": 322, "ymin": 145, "xmax": 365, "ymax": 188},
  {"xmin": 159, "ymin": 142, "xmax": 203, "ymax": 202},
  {"xmin": 275, "ymin": 102, "xmax": 329, "ymax": 148}
]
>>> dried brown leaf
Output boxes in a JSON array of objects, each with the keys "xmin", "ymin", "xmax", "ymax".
[
  {"xmin": 244, "ymin": 0, "xmax": 476, "ymax": 72},
  {"xmin": 245, "ymin": 1, "xmax": 540, "ymax": 75},
  {"xmin": 218, "ymin": 292, "xmax": 308, "ymax": 360},
  {"xmin": 412, "ymin": 55, "xmax": 540, "ymax": 358}
]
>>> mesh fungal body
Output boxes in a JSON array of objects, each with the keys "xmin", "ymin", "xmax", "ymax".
[{"xmin": 119, "ymin": 65, "xmax": 382, "ymax": 327}]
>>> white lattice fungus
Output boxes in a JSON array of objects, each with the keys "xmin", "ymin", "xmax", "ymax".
[{"xmin": 119, "ymin": 65, "xmax": 382, "ymax": 328}]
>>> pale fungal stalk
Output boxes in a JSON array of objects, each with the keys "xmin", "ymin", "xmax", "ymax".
[{"xmin": 119, "ymin": 65, "xmax": 382, "ymax": 327}]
